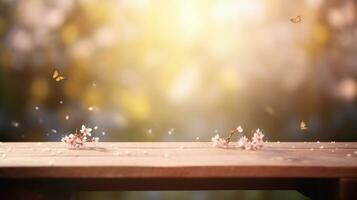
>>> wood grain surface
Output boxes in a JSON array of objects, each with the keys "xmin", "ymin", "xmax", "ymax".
[{"xmin": 0, "ymin": 142, "xmax": 356, "ymax": 178}]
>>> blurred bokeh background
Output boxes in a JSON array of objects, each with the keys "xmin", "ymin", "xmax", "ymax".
[{"xmin": 0, "ymin": 0, "xmax": 356, "ymax": 199}]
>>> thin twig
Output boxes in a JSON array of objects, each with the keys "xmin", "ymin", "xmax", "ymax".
[
  {"xmin": 74, "ymin": 128, "xmax": 79, "ymax": 136},
  {"xmin": 225, "ymin": 129, "xmax": 238, "ymax": 143}
]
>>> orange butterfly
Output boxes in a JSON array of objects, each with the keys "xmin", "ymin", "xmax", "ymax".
[
  {"xmin": 290, "ymin": 15, "xmax": 301, "ymax": 23},
  {"xmin": 53, "ymin": 70, "xmax": 65, "ymax": 82},
  {"xmin": 300, "ymin": 120, "xmax": 308, "ymax": 131}
]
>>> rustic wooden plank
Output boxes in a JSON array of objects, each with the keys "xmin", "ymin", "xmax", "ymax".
[
  {"xmin": 0, "ymin": 142, "xmax": 356, "ymax": 178},
  {"xmin": 0, "ymin": 178, "xmax": 323, "ymax": 191}
]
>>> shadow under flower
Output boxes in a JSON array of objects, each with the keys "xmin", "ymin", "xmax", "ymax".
[{"xmin": 68, "ymin": 146, "xmax": 108, "ymax": 152}]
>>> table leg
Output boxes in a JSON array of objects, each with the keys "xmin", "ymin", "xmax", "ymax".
[
  {"xmin": 339, "ymin": 178, "xmax": 357, "ymax": 200},
  {"xmin": 297, "ymin": 179, "xmax": 340, "ymax": 200}
]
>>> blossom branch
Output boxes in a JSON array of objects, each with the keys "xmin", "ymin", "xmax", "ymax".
[
  {"xmin": 61, "ymin": 125, "xmax": 99, "ymax": 149},
  {"xmin": 212, "ymin": 126, "xmax": 243, "ymax": 148},
  {"xmin": 225, "ymin": 129, "xmax": 239, "ymax": 143},
  {"xmin": 212, "ymin": 126, "xmax": 265, "ymax": 150}
]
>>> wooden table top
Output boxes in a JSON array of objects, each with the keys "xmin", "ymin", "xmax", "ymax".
[{"xmin": 0, "ymin": 142, "xmax": 356, "ymax": 179}]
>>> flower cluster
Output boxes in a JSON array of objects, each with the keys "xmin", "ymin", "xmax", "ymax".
[
  {"xmin": 237, "ymin": 129, "xmax": 265, "ymax": 150},
  {"xmin": 61, "ymin": 125, "xmax": 99, "ymax": 149},
  {"xmin": 211, "ymin": 126, "xmax": 265, "ymax": 150}
]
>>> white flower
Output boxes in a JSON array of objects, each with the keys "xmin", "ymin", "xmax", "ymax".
[
  {"xmin": 80, "ymin": 125, "xmax": 92, "ymax": 136},
  {"xmin": 250, "ymin": 140, "xmax": 259, "ymax": 150},
  {"xmin": 61, "ymin": 136, "xmax": 67, "ymax": 143},
  {"xmin": 253, "ymin": 129, "xmax": 264, "ymax": 140},
  {"xmin": 211, "ymin": 134, "xmax": 220, "ymax": 142},
  {"xmin": 236, "ymin": 126, "xmax": 243, "ymax": 133},
  {"xmin": 244, "ymin": 142, "xmax": 252, "ymax": 150},
  {"xmin": 237, "ymin": 136, "xmax": 248, "ymax": 147},
  {"xmin": 211, "ymin": 134, "xmax": 228, "ymax": 148},
  {"xmin": 236, "ymin": 128, "xmax": 265, "ymax": 151}
]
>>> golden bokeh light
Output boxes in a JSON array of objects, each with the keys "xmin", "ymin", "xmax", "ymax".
[{"xmin": 0, "ymin": 0, "xmax": 356, "ymax": 144}]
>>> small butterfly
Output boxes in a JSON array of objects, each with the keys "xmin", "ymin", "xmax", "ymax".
[
  {"xmin": 11, "ymin": 120, "xmax": 20, "ymax": 127},
  {"xmin": 53, "ymin": 70, "xmax": 65, "ymax": 82},
  {"xmin": 290, "ymin": 15, "xmax": 301, "ymax": 23},
  {"xmin": 300, "ymin": 120, "xmax": 308, "ymax": 131}
]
